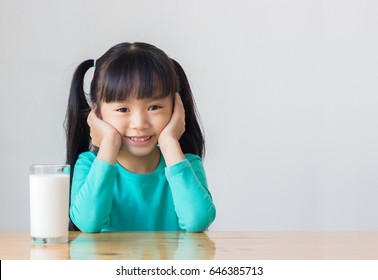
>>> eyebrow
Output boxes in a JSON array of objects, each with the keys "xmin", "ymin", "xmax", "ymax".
[
  {"xmin": 112, "ymin": 96, "xmax": 167, "ymax": 105},
  {"xmin": 148, "ymin": 96, "xmax": 168, "ymax": 101}
]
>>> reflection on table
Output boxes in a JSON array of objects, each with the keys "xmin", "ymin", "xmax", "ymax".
[
  {"xmin": 69, "ymin": 232, "xmax": 215, "ymax": 260},
  {"xmin": 1, "ymin": 231, "xmax": 378, "ymax": 260}
]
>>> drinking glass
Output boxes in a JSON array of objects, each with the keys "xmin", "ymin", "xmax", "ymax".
[{"xmin": 29, "ymin": 164, "xmax": 70, "ymax": 244}]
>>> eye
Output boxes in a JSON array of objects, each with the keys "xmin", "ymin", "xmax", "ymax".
[
  {"xmin": 148, "ymin": 105, "xmax": 162, "ymax": 111},
  {"xmin": 116, "ymin": 107, "xmax": 129, "ymax": 113}
]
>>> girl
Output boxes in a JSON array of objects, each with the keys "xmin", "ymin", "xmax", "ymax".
[{"xmin": 65, "ymin": 42, "xmax": 216, "ymax": 232}]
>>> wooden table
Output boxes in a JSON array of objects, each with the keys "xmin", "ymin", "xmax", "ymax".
[{"xmin": 1, "ymin": 231, "xmax": 378, "ymax": 260}]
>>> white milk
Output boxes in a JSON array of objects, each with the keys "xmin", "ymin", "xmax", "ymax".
[{"xmin": 29, "ymin": 174, "xmax": 69, "ymax": 240}]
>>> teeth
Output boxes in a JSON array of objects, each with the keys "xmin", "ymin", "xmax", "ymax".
[{"xmin": 130, "ymin": 136, "xmax": 151, "ymax": 142}]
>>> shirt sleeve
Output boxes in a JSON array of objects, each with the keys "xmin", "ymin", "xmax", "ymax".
[
  {"xmin": 69, "ymin": 152, "xmax": 117, "ymax": 232},
  {"xmin": 165, "ymin": 155, "xmax": 216, "ymax": 232}
]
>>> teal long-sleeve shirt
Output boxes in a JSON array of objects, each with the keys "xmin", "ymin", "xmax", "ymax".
[{"xmin": 69, "ymin": 151, "xmax": 216, "ymax": 232}]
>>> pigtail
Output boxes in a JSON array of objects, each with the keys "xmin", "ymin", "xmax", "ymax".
[
  {"xmin": 171, "ymin": 59, "xmax": 205, "ymax": 158},
  {"xmin": 65, "ymin": 59, "xmax": 94, "ymax": 171},
  {"xmin": 65, "ymin": 59, "xmax": 94, "ymax": 231}
]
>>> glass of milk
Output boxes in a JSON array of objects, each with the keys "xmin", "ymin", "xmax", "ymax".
[{"xmin": 29, "ymin": 164, "xmax": 70, "ymax": 244}]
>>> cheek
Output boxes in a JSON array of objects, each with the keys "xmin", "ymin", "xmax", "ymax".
[
  {"xmin": 113, "ymin": 120, "xmax": 129, "ymax": 132},
  {"xmin": 154, "ymin": 114, "xmax": 171, "ymax": 133},
  {"xmin": 102, "ymin": 115, "xmax": 128, "ymax": 132}
]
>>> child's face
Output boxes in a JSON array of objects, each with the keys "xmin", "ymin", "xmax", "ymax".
[{"xmin": 99, "ymin": 95, "xmax": 173, "ymax": 158}]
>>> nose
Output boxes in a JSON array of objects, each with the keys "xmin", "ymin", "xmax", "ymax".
[{"xmin": 129, "ymin": 110, "xmax": 150, "ymax": 130}]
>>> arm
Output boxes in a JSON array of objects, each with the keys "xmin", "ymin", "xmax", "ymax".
[
  {"xmin": 166, "ymin": 155, "xmax": 216, "ymax": 232},
  {"xmin": 70, "ymin": 110, "xmax": 122, "ymax": 232},
  {"xmin": 159, "ymin": 93, "xmax": 216, "ymax": 231},
  {"xmin": 69, "ymin": 152, "xmax": 117, "ymax": 232}
]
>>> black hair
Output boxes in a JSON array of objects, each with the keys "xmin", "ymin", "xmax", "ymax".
[{"xmin": 65, "ymin": 42, "xmax": 205, "ymax": 230}]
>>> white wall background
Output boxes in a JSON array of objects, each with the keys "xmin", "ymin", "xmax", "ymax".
[{"xmin": 1, "ymin": 0, "xmax": 377, "ymax": 231}]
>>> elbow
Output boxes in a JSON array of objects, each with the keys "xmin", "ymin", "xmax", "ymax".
[
  {"xmin": 180, "ymin": 207, "xmax": 216, "ymax": 233},
  {"xmin": 70, "ymin": 210, "xmax": 104, "ymax": 233},
  {"xmin": 184, "ymin": 225, "xmax": 207, "ymax": 233},
  {"xmin": 76, "ymin": 224, "xmax": 102, "ymax": 233}
]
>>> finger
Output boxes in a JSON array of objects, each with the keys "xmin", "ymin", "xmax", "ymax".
[
  {"xmin": 87, "ymin": 110, "xmax": 94, "ymax": 126},
  {"xmin": 174, "ymin": 92, "xmax": 185, "ymax": 115},
  {"xmin": 175, "ymin": 92, "xmax": 183, "ymax": 105},
  {"xmin": 87, "ymin": 110, "xmax": 102, "ymax": 128},
  {"xmin": 172, "ymin": 93, "xmax": 186, "ymax": 130}
]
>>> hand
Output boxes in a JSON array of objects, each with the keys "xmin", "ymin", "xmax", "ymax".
[
  {"xmin": 158, "ymin": 93, "xmax": 186, "ymax": 166},
  {"xmin": 87, "ymin": 110, "xmax": 122, "ymax": 163},
  {"xmin": 158, "ymin": 92, "xmax": 186, "ymax": 146}
]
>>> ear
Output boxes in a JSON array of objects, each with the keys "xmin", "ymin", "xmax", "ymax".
[{"xmin": 171, "ymin": 92, "xmax": 177, "ymax": 113}]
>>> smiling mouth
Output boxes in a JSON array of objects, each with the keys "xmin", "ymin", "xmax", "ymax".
[{"xmin": 128, "ymin": 136, "xmax": 152, "ymax": 142}]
